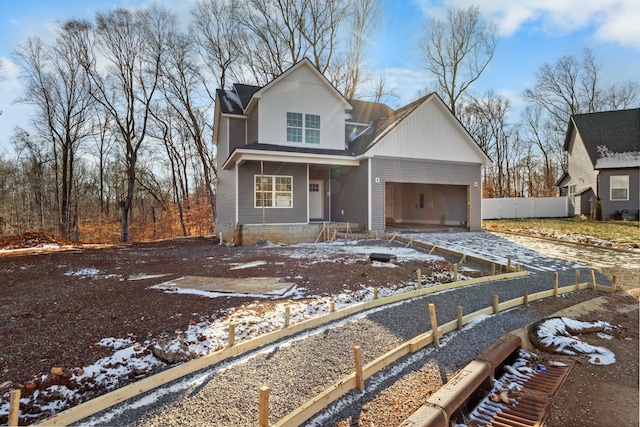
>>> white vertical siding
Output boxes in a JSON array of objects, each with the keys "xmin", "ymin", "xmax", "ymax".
[
  {"xmin": 369, "ymin": 100, "xmax": 486, "ymax": 164},
  {"xmin": 257, "ymin": 65, "xmax": 345, "ymax": 150}
]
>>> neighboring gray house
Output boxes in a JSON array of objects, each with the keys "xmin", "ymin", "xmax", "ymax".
[
  {"xmin": 557, "ymin": 108, "xmax": 640, "ymax": 219},
  {"xmin": 213, "ymin": 59, "xmax": 492, "ymax": 244}
]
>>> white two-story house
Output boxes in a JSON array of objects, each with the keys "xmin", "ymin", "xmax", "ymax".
[{"xmin": 213, "ymin": 59, "xmax": 492, "ymax": 244}]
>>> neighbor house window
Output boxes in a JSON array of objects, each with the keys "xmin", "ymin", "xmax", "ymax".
[
  {"xmin": 255, "ymin": 175, "xmax": 293, "ymax": 208},
  {"xmin": 610, "ymin": 175, "xmax": 629, "ymax": 201},
  {"xmin": 287, "ymin": 112, "xmax": 320, "ymax": 143}
]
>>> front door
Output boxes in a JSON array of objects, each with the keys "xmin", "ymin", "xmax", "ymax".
[{"xmin": 309, "ymin": 180, "xmax": 323, "ymax": 219}]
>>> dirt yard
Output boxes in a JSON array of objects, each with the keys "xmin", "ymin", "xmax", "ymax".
[{"xmin": 0, "ymin": 232, "xmax": 637, "ymax": 426}]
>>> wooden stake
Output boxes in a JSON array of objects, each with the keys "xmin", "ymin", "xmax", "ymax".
[
  {"xmin": 493, "ymin": 295, "xmax": 499, "ymax": 314},
  {"xmin": 405, "ymin": 238, "xmax": 414, "ymax": 248},
  {"xmin": 553, "ymin": 272, "xmax": 559, "ymax": 297},
  {"xmin": 375, "ymin": 230, "xmax": 379, "ymax": 239},
  {"xmin": 330, "ymin": 229, "xmax": 337, "ymax": 242},
  {"xmin": 612, "ymin": 275, "xmax": 617, "ymax": 292},
  {"xmin": 259, "ymin": 386, "xmax": 270, "ymax": 427},
  {"xmin": 590, "ymin": 270, "xmax": 597, "ymax": 290},
  {"xmin": 457, "ymin": 306, "xmax": 463, "ymax": 329},
  {"xmin": 491, "ymin": 263, "xmax": 496, "ymax": 276},
  {"xmin": 284, "ymin": 306, "xmax": 290, "ymax": 328},
  {"xmin": 523, "ymin": 289, "xmax": 528, "ymax": 305},
  {"xmin": 329, "ymin": 301, "xmax": 335, "ymax": 313},
  {"xmin": 388, "ymin": 232, "xmax": 398, "ymax": 243},
  {"xmin": 354, "ymin": 345, "xmax": 364, "ymax": 392},
  {"xmin": 228, "ymin": 323, "xmax": 236, "ymax": 347},
  {"xmin": 9, "ymin": 389, "xmax": 20, "ymax": 427},
  {"xmin": 373, "ymin": 287, "xmax": 378, "ymax": 300},
  {"xmin": 416, "ymin": 268, "xmax": 422, "ymax": 289},
  {"xmin": 453, "ymin": 263, "xmax": 458, "ymax": 282},
  {"xmin": 314, "ymin": 224, "xmax": 326, "ymax": 243},
  {"xmin": 516, "ymin": 263, "xmax": 521, "ymax": 272},
  {"xmin": 429, "ymin": 304, "xmax": 439, "ymax": 346},
  {"xmin": 428, "ymin": 245, "xmax": 437, "ymax": 255},
  {"xmin": 459, "ymin": 254, "xmax": 467, "ymax": 264},
  {"xmin": 575, "ymin": 269, "xmax": 580, "ymax": 287},
  {"xmin": 507, "ymin": 256, "xmax": 512, "ymax": 271}
]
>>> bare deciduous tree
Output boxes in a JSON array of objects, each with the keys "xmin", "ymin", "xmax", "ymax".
[
  {"xmin": 191, "ymin": 0, "xmax": 244, "ymax": 91},
  {"xmin": 73, "ymin": 6, "xmax": 172, "ymax": 242},
  {"xmin": 420, "ymin": 5, "xmax": 498, "ymax": 116},
  {"xmin": 158, "ymin": 25, "xmax": 217, "ymax": 229},
  {"xmin": 13, "ymin": 21, "xmax": 94, "ymax": 239}
]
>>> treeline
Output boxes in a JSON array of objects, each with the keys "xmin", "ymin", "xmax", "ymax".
[{"xmin": 0, "ymin": 2, "xmax": 637, "ymax": 242}]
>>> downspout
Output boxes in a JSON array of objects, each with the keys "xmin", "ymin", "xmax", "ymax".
[
  {"xmin": 261, "ymin": 160, "xmax": 265, "ymax": 225},
  {"xmin": 368, "ymin": 157, "xmax": 372, "ymax": 231}
]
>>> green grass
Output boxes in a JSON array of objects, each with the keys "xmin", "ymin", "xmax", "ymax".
[{"xmin": 484, "ymin": 217, "xmax": 640, "ymax": 247}]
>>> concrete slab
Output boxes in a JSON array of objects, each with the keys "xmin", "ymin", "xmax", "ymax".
[{"xmin": 161, "ymin": 276, "xmax": 293, "ymax": 296}]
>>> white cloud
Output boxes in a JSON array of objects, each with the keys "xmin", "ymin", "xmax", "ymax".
[{"xmin": 413, "ymin": 0, "xmax": 640, "ymax": 49}]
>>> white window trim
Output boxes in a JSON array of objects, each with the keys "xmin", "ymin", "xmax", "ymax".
[
  {"xmin": 610, "ymin": 175, "xmax": 629, "ymax": 201},
  {"xmin": 254, "ymin": 175, "xmax": 294, "ymax": 208},
  {"xmin": 287, "ymin": 111, "xmax": 320, "ymax": 144}
]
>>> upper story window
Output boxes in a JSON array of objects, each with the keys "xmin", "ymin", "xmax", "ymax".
[
  {"xmin": 610, "ymin": 175, "xmax": 629, "ymax": 201},
  {"xmin": 287, "ymin": 112, "xmax": 320, "ymax": 144},
  {"xmin": 286, "ymin": 112, "xmax": 303, "ymax": 142}
]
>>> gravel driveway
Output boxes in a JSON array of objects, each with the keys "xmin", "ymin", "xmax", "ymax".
[{"xmin": 75, "ymin": 232, "xmax": 614, "ymax": 427}]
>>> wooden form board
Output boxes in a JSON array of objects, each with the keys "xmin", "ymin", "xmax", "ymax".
[
  {"xmin": 37, "ymin": 267, "xmax": 618, "ymax": 426},
  {"xmin": 36, "ymin": 268, "xmax": 530, "ymax": 426},
  {"xmin": 271, "ymin": 279, "xmax": 614, "ymax": 427}
]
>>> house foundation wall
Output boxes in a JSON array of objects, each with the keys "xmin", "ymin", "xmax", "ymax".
[{"xmin": 227, "ymin": 222, "xmax": 361, "ymax": 246}]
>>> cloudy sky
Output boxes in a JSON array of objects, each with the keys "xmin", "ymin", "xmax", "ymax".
[{"xmin": 0, "ymin": 0, "xmax": 639, "ymax": 153}]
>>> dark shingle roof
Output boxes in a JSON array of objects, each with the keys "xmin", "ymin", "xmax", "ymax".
[
  {"xmin": 349, "ymin": 94, "xmax": 432, "ymax": 155},
  {"xmin": 566, "ymin": 108, "xmax": 640, "ymax": 166},
  {"xmin": 347, "ymin": 99, "xmax": 393, "ymax": 124},
  {"xmin": 216, "ymin": 89, "xmax": 243, "ymax": 115},
  {"xmin": 233, "ymin": 83, "xmax": 262, "ymax": 109}
]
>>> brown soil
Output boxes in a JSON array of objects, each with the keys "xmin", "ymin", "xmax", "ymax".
[{"xmin": 0, "ymin": 232, "xmax": 637, "ymax": 426}]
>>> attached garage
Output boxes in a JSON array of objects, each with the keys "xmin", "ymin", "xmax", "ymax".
[{"xmin": 384, "ymin": 182, "xmax": 469, "ymax": 227}]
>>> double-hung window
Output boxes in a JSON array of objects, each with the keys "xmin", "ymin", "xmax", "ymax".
[
  {"xmin": 286, "ymin": 112, "xmax": 303, "ymax": 143},
  {"xmin": 255, "ymin": 175, "xmax": 293, "ymax": 208},
  {"xmin": 287, "ymin": 112, "xmax": 320, "ymax": 143},
  {"xmin": 610, "ymin": 175, "xmax": 629, "ymax": 201}
]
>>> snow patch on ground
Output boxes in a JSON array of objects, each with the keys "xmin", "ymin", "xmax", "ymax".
[{"xmin": 533, "ymin": 317, "xmax": 615, "ymax": 365}]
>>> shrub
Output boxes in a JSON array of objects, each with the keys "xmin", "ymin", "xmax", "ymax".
[{"xmin": 611, "ymin": 210, "xmax": 624, "ymax": 221}]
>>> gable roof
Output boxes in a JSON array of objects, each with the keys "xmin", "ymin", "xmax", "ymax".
[
  {"xmin": 349, "ymin": 95, "xmax": 430, "ymax": 155},
  {"xmin": 349, "ymin": 92, "xmax": 491, "ymax": 166},
  {"xmin": 565, "ymin": 108, "xmax": 640, "ymax": 169},
  {"xmin": 244, "ymin": 58, "xmax": 352, "ymax": 115},
  {"xmin": 234, "ymin": 83, "xmax": 261, "ymax": 109}
]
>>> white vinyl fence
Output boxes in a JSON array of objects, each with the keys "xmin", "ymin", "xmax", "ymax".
[{"xmin": 482, "ymin": 196, "xmax": 569, "ymax": 219}]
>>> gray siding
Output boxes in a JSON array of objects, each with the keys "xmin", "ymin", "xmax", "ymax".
[
  {"xmin": 566, "ymin": 131, "xmax": 598, "ymax": 215},
  {"xmin": 599, "ymin": 168, "xmax": 640, "ymax": 218},
  {"xmin": 229, "ymin": 118, "xmax": 246, "ymax": 152},
  {"xmin": 215, "ymin": 118, "xmax": 237, "ymax": 239},
  {"xmin": 247, "ymin": 109, "xmax": 258, "ymax": 144},
  {"xmin": 371, "ymin": 157, "xmax": 483, "ymax": 230},
  {"xmin": 331, "ymin": 162, "xmax": 369, "ymax": 226},
  {"xmin": 238, "ymin": 161, "xmax": 308, "ymax": 224},
  {"xmin": 216, "ymin": 167, "xmax": 237, "ymax": 239}
]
